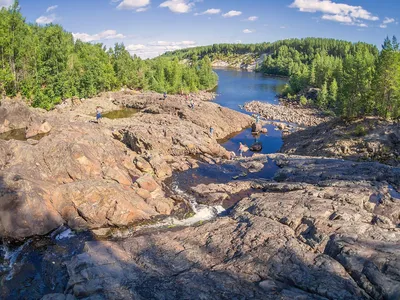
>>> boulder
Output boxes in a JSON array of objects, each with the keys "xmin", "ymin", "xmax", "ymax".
[
  {"xmin": 26, "ymin": 121, "xmax": 52, "ymax": 138},
  {"xmin": 0, "ymin": 100, "xmax": 39, "ymax": 134},
  {"xmin": 250, "ymin": 142, "xmax": 262, "ymax": 152}
]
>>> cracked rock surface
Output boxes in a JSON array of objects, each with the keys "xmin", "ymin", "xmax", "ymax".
[{"xmin": 60, "ymin": 154, "xmax": 400, "ymax": 299}]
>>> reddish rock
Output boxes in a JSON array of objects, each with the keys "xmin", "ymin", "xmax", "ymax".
[{"xmin": 136, "ymin": 174, "xmax": 159, "ymax": 192}]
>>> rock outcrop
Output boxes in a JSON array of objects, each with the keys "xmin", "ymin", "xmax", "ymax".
[
  {"xmin": 55, "ymin": 154, "xmax": 400, "ymax": 300},
  {"xmin": 281, "ymin": 117, "xmax": 400, "ymax": 166},
  {"xmin": 0, "ymin": 100, "xmax": 52, "ymax": 138},
  {"xmin": 0, "ymin": 92, "xmax": 252, "ymax": 240},
  {"xmin": 0, "ymin": 125, "xmax": 172, "ymax": 239}
]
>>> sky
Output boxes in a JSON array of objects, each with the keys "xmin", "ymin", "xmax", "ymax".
[{"xmin": 1, "ymin": 0, "xmax": 399, "ymax": 58}]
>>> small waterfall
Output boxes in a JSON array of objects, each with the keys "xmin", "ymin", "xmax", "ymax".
[{"xmin": 1, "ymin": 239, "xmax": 31, "ymax": 281}]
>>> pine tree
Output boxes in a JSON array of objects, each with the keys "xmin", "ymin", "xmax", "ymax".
[
  {"xmin": 328, "ymin": 78, "xmax": 338, "ymax": 107},
  {"xmin": 371, "ymin": 36, "xmax": 400, "ymax": 118},
  {"xmin": 309, "ymin": 62, "xmax": 316, "ymax": 86},
  {"xmin": 317, "ymin": 81, "xmax": 328, "ymax": 108}
]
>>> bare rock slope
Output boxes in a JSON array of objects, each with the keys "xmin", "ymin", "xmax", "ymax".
[
  {"xmin": 0, "ymin": 93, "xmax": 252, "ymax": 239},
  {"xmin": 58, "ymin": 155, "xmax": 400, "ymax": 300},
  {"xmin": 281, "ymin": 117, "xmax": 400, "ymax": 166}
]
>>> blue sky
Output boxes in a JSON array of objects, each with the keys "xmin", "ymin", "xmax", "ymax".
[{"xmin": 2, "ymin": 0, "xmax": 399, "ymax": 58}]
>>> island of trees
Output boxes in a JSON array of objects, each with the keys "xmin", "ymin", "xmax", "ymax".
[
  {"xmin": 0, "ymin": 2, "xmax": 218, "ymax": 109},
  {"xmin": 165, "ymin": 38, "xmax": 400, "ymax": 119}
]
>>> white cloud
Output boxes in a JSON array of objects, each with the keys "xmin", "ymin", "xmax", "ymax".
[
  {"xmin": 383, "ymin": 17, "xmax": 395, "ymax": 24},
  {"xmin": 247, "ymin": 16, "xmax": 258, "ymax": 21},
  {"xmin": 222, "ymin": 10, "xmax": 242, "ymax": 18},
  {"xmin": 194, "ymin": 8, "xmax": 220, "ymax": 16},
  {"xmin": 280, "ymin": 26, "xmax": 286, "ymax": 29},
  {"xmin": 148, "ymin": 40, "xmax": 196, "ymax": 46},
  {"xmin": 160, "ymin": 0, "xmax": 194, "ymax": 13},
  {"xmin": 290, "ymin": 0, "xmax": 379, "ymax": 26},
  {"xmin": 0, "ymin": 0, "xmax": 12, "ymax": 9},
  {"xmin": 322, "ymin": 14, "xmax": 352, "ymax": 23},
  {"xmin": 243, "ymin": 29, "xmax": 254, "ymax": 33},
  {"xmin": 127, "ymin": 40, "xmax": 197, "ymax": 59},
  {"xmin": 378, "ymin": 17, "xmax": 395, "ymax": 29},
  {"xmin": 116, "ymin": 0, "xmax": 150, "ymax": 10},
  {"xmin": 136, "ymin": 7, "xmax": 149, "ymax": 12},
  {"xmin": 126, "ymin": 44, "xmax": 146, "ymax": 51},
  {"xmin": 72, "ymin": 30, "xmax": 126, "ymax": 42},
  {"xmin": 46, "ymin": 5, "xmax": 58, "ymax": 12},
  {"xmin": 36, "ymin": 14, "xmax": 57, "ymax": 24}
]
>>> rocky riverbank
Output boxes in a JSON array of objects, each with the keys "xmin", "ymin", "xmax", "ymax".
[
  {"xmin": 281, "ymin": 117, "xmax": 400, "ymax": 167},
  {"xmin": 0, "ymin": 91, "xmax": 252, "ymax": 240},
  {"xmin": 244, "ymin": 100, "xmax": 332, "ymax": 127},
  {"xmin": 1, "ymin": 89, "xmax": 400, "ymax": 300},
  {"xmin": 41, "ymin": 154, "xmax": 400, "ymax": 300}
]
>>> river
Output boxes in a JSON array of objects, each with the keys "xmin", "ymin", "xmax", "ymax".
[
  {"xmin": 0, "ymin": 68, "xmax": 288, "ymax": 299},
  {"xmin": 213, "ymin": 68, "xmax": 287, "ymax": 155}
]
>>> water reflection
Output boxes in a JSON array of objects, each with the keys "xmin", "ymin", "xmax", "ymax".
[
  {"xmin": 102, "ymin": 108, "xmax": 138, "ymax": 119},
  {"xmin": 0, "ymin": 129, "xmax": 48, "ymax": 141},
  {"xmin": 219, "ymin": 124, "xmax": 283, "ymax": 157},
  {"xmin": 213, "ymin": 68, "xmax": 287, "ymax": 113}
]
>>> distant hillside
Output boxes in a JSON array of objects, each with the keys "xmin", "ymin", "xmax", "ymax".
[
  {"xmin": 162, "ymin": 38, "xmax": 378, "ymax": 73},
  {"xmin": 163, "ymin": 37, "xmax": 400, "ymax": 120}
]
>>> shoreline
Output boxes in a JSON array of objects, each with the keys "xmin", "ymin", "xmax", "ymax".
[{"xmin": 244, "ymin": 100, "xmax": 331, "ymax": 128}]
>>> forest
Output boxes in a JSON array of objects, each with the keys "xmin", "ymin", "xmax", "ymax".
[
  {"xmin": 1, "ymin": 0, "xmax": 399, "ymax": 118},
  {"xmin": 166, "ymin": 38, "xmax": 400, "ymax": 119},
  {"xmin": 0, "ymin": 2, "xmax": 217, "ymax": 109}
]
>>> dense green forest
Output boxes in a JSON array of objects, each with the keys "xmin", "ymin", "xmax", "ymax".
[
  {"xmin": 166, "ymin": 38, "xmax": 400, "ymax": 119},
  {"xmin": 0, "ymin": 2, "xmax": 217, "ymax": 109}
]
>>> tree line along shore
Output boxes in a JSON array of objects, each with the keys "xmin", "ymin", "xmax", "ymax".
[
  {"xmin": 1, "ymin": 1, "xmax": 399, "ymax": 121},
  {"xmin": 166, "ymin": 37, "xmax": 400, "ymax": 120},
  {"xmin": 0, "ymin": 2, "xmax": 218, "ymax": 110}
]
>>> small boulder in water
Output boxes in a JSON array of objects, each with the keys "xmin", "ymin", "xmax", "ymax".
[{"xmin": 250, "ymin": 142, "xmax": 262, "ymax": 152}]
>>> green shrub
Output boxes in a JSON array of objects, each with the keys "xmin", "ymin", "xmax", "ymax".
[
  {"xmin": 353, "ymin": 124, "xmax": 367, "ymax": 137},
  {"xmin": 300, "ymin": 96, "xmax": 307, "ymax": 106}
]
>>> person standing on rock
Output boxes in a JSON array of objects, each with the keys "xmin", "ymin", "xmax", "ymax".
[
  {"xmin": 256, "ymin": 114, "xmax": 260, "ymax": 124},
  {"xmin": 163, "ymin": 92, "xmax": 167, "ymax": 100},
  {"xmin": 209, "ymin": 126, "xmax": 214, "ymax": 137},
  {"xmin": 238, "ymin": 142, "xmax": 246, "ymax": 157},
  {"xmin": 96, "ymin": 106, "xmax": 102, "ymax": 122}
]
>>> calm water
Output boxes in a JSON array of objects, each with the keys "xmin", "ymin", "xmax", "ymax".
[
  {"xmin": 214, "ymin": 68, "xmax": 287, "ymax": 155},
  {"xmin": 102, "ymin": 108, "xmax": 138, "ymax": 119},
  {"xmin": 213, "ymin": 68, "xmax": 287, "ymax": 113},
  {"xmin": 0, "ymin": 129, "xmax": 48, "ymax": 141},
  {"xmin": 169, "ymin": 69, "xmax": 287, "ymax": 208}
]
